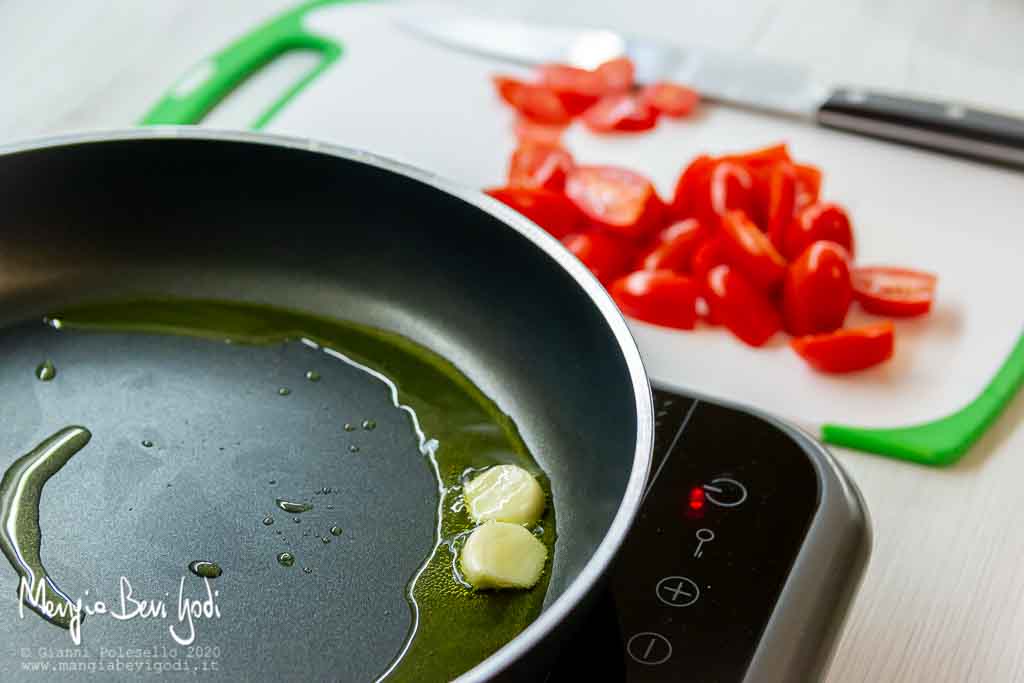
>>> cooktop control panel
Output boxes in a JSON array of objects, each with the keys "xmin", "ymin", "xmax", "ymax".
[{"xmin": 550, "ymin": 388, "xmax": 825, "ymax": 682}]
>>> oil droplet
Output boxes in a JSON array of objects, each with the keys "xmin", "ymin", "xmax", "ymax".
[
  {"xmin": 326, "ymin": 504, "xmax": 334, "ymax": 510},
  {"xmin": 303, "ymin": 567, "xmax": 312, "ymax": 574},
  {"xmin": 293, "ymin": 518, "xmax": 301, "ymax": 524},
  {"xmin": 305, "ymin": 370, "xmax": 321, "ymax": 382},
  {"xmin": 320, "ymin": 487, "xmax": 331, "ymax": 494},
  {"xmin": 35, "ymin": 361, "xmax": 57, "ymax": 382},
  {"xmin": 0, "ymin": 426, "xmax": 91, "ymax": 629},
  {"xmin": 343, "ymin": 423, "xmax": 355, "ymax": 432},
  {"xmin": 362, "ymin": 419, "xmax": 376, "ymax": 431},
  {"xmin": 269, "ymin": 480, "xmax": 276, "ymax": 485},
  {"xmin": 321, "ymin": 536, "xmax": 330, "ymax": 544},
  {"xmin": 330, "ymin": 526, "xmax": 343, "ymax": 536},
  {"xmin": 262, "ymin": 515, "xmax": 274, "ymax": 526},
  {"xmin": 349, "ymin": 445, "xmax": 359, "ymax": 453},
  {"xmin": 276, "ymin": 499, "xmax": 313, "ymax": 513},
  {"xmin": 141, "ymin": 439, "xmax": 154, "ymax": 448},
  {"xmin": 277, "ymin": 552, "xmax": 295, "ymax": 567},
  {"xmin": 275, "ymin": 530, "xmax": 282, "ymax": 535},
  {"xmin": 278, "ymin": 387, "xmax": 291, "ymax": 396},
  {"xmin": 188, "ymin": 561, "xmax": 222, "ymax": 579}
]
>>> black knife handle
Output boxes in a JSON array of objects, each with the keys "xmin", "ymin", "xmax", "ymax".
[{"xmin": 816, "ymin": 88, "xmax": 1024, "ymax": 169}]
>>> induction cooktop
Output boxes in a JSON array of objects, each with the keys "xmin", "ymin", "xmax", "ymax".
[{"xmin": 548, "ymin": 387, "xmax": 871, "ymax": 682}]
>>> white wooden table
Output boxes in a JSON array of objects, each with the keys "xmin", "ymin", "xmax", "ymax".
[{"xmin": 3, "ymin": 2, "xmax": 1024, "ymax": 681}]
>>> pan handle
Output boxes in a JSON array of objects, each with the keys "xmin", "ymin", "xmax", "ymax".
[{"xmin": 140, "ymin": 0, "xmax": 347, "ymax": 128}]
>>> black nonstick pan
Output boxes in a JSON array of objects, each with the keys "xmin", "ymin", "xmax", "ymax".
[{"xmin": 0, "ymin": 130, "xmax": 654, "ymax": 681}]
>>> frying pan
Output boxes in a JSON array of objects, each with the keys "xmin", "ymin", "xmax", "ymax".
[{"xmin": 0, "ymin": 129, "xmax": 653, "ymax": 681}]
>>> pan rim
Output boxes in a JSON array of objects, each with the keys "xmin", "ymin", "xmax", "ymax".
[{"xmin": 0, "ymin": 127, "xmax": 655, "ymax": 681}]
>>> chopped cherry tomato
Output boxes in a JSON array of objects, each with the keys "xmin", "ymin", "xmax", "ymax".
[
  {"xmin": 610, "ymin": 270, "xmax": 699, "ymax": 329},
  {"xmin": 703, "ymin": 265, "xmax": 782, "ymax": 347},
  {"xmin": 537, "ymin": 63, "xmax": 606, "ymax": 115},
  {"xmin": 639, "ymin": 219, "xmax": 708, "ymax": 272},
  {"xmin": 514, "ymin": 116, "xmax": 567, "ymax": 145},
  {"xmin": 508, "ymin": 142, "xmax": 574, "ymax": 191},
  {"xmin": 782, "ymin": 241, "xmax": 853, "ymax": 335},
  {"xmin": 562, "ymin": 231, "xmax": 636, "ymax": 284},
  {"xmin": 582, "ymin": 93, "xmax": 659, "ymax": 133},
  {"xmin": 719, "ymin": 210, "xmax": 788, "ymax": 291},
  {"xmin": 852, "ymin": 267, "xmax": 937, "ymax": 317},
  {"xmin": 565, "ymin": 165, "xmax": 663, "ymax": 238},
  {"xmin": 486, "ymin": 186, "xmax": 583, "ymax": 239},
  {"xmin": 794, "ymin": 163, "xmax": 822, "ymax": 209},
  {"xmin": 721, "ymin": 143, "xmax": 792, "ymax": 168},
  {"xmin": 784, "ymin": 202, "xmax": 854, "ymax": 260},
  {"xmin": 639, "ymin": 82, "xmax": 699, "ymax": 117},
  {"xmin": 764, "ymin": 162, "xmax": 797, "ymax": 250},
  {"xmin": 671, "ymin": 155, "xmax": 715, "ymax": 219},
  {"xmin": 690, "ymin": 236, "xmax": 727, "ymax": 282},
  {"xmin": 492, "ymin": 76, "xmax": 572, "ymax": 124},
  {"xmin": 595, "ymin": 57, "xmax": 635, "ymax": 92},
  {"xmin": 709, "ymin": 162, "xmax": 755, "ymax": 220},
  {"xmin": 790, "ymin": 322, "xmax": 895, "ymax": 373}
]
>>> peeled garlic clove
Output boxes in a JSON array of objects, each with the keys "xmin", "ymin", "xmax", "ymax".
[
  {"xmin": 464, "ymin": 464, "xmax": 544, "ymax": 525},
  {"xmin": 460, "ymin": 521, "xmax": 547, "ymax": 590}
]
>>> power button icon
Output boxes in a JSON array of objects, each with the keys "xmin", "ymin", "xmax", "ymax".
[{"xmin": 703, "ymin": 477, "xmax": 747, "ymax": 508}]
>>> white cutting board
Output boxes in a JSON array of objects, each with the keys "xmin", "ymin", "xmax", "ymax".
[{"xmin": 187, "ymin": 1, "xmax": 1023, "ymax": 432}]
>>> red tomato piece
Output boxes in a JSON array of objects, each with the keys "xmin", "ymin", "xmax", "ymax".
[
  {"xmin": 514, "ymin": 116, "xmax": 567, "ymax": 145},
  {"xmin": 671, "ymin": 155, "xmax": 715, "ymax": 219},
  {"xmin": 703, "ymin": 265, "xmax": 782, "ymax": 347},
  {"xmin": 709, "ymin": 162, "xmax": 755, "ymax": 221},
  {"xmin": 794, "ymin": 163, "xmax": 822, "ymax": 209},
  {"xmin": 639, "ymin": 82, "xmax": 699, "ymax": 117},
  {"xmin": 765, "ymin": 162, "xmax": 797, "ymax": 250},
  {"xmin": 782, "ymin": 241, "xmax": 853, "ymax": 335},
  {"xmin": 508, "ymin": 142, "xmax": 574, "ymax": 191},
  {"xmin": 610, "ymin": 270, "xmax": 699, "ymax": 329},
  {"xmin": 784, "ymin": 202, "xmax": 854, "ymax": 261},
  {"xmin": 565, "ymin": 165, "xmax": 663, "ymax": 238},
  {"xmin": 719, "ymin": 210, "xmax": 788, "ymax": 291},
  {"xmin": 721, "ymin": 143, "xmax": 792, "ymax": 168},
  {"xmin": 486, "ymin": 186, "xmax": 583, "ymax": 239},
  {"xmin": 790, "ymin": 322, "xmax": 895, "ymax": 373},
  {"xmin": 691, "ymin": 236, "xmax": 727, "ymax": 282},
  {"xmin": 639, "ymin": 219, "xmax": 707, "ymax": 272},
  {"xmin": 852, "ymin": 267, "xmax": 937, "ymax": 317},
  {"xmin": 562, "ymin": 231, "xmax": 636, "ymax": 284},
  {"xmin": 582, "ymin": 93, "xmax": 659, "ymax": 133},
  {"xmin": 537, "ymin": 63, "xmax": 606, "ymax": 114},
  {"xmin": 595, "ymin": 56, "xmax": 635, "ymax": 92},
  {"xmin": 492, "ymin": 76, "xmax": 572, "ymax": 124}
]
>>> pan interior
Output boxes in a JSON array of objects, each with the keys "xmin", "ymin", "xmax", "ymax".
[
  {"xmin": 0, "ymin": 300, "xmax": 555, "ymax": 681},
  {"xmin": 0, "ymin": 136, "xmax": 643, "ymax": 680}
]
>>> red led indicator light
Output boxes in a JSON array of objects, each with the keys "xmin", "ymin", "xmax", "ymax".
[{"xmin": 688, "ymin": 487, "xmax": 705, "ymax": 510}]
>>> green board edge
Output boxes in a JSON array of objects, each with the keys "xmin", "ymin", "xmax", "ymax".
[
  {"xmin": 139, "ymin": 0, "xmax": 348, "ymax": 128},
  {"xmin": 822, "ymin": 330, "xmax": 1024, "ymax": 465}
]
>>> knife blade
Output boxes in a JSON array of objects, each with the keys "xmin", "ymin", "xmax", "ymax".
[{"xmin": 399, "ymin": 12, "xmax": 1024, "ymax": 169}]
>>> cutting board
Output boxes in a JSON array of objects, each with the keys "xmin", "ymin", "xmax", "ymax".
[{"xmin": 142, "ymin": 0, "xmax": 1024, "ymax": 465}]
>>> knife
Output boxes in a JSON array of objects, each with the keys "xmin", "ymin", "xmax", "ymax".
[{"xmin": 400, "ymin": 13, "xmax": 1024, "ymax": 169}]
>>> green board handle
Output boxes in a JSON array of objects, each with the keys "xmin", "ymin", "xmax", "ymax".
[
  {"xmin": 140, "ymin": 0, "xmax": 346, "ymax": 128},
  {"xmin": 822, "ymin": 330, "xmax": 1024, "ymax": 465}
]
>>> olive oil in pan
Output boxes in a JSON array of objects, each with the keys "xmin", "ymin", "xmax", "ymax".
[
  {"xmin": 0, "ymin": 427, "xmax": 91, "ymax": 629},
  {"xmin": 275, "ymin": 499, "xmax": 313, "ymax": 514},
  {"xmin": 34, "ymin": 360, "xmax": 57, "ymax": 381},
  {"xmin": 188, "ymin": 560, "xmax": 222, "ymax": 579},
  {"xmin": 49, "ymin": 300, "xmax": 556, "ymax": 682}
]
